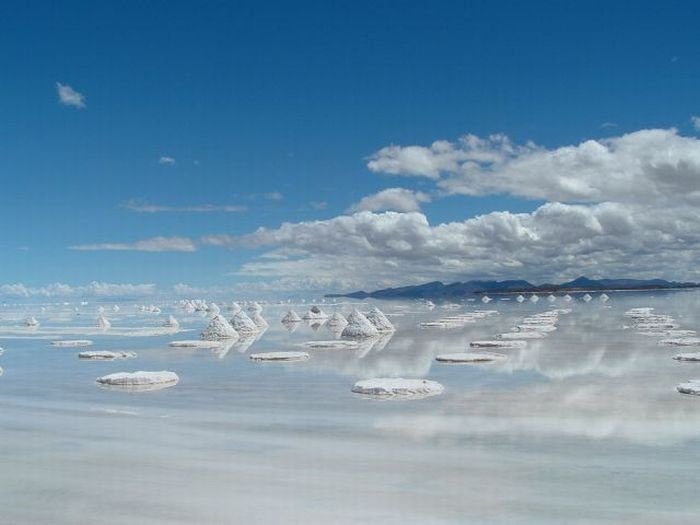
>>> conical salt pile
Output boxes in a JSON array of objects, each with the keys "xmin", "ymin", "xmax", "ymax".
[
  {"xmin": 201, "ymin": 314, "xmax": 239, "ymax": 341},
  {"xmin": 248, "ymin": 302, "xmax": 263, "ymax": 314},
  {"xmin": 25, "ymin": 316, "xmax": 40, "ymax": 327},
  {"xmin": 164, "ymin": 315, "xmax": 180, "ymax": 329},
  {"xmin": 230, "ymin": 310, "xmax": 258, "ymax": 334},
  {"xmin": 516, "ymin": 295, "xmax": 525, "ymax": 303},
  {"xmin": 326, "ymin": 312, "xmax": 347, "ymax": 326},
  {"xmin": 183, "ymin": 301, "xmax": 196, "ymax": 313},
  {"xmin": 230, "ymin": 302, "xmax": 242, "ymax": 314},
  {"xmin": 365, "ymin": 307, "xmax": 395, "ymax": 333},
  {"xmin": 341, "ymin": 309, "xmax": 379, "ymax": 339},
  {"xmin": 96, "ymin": 314, "xmax": 111, "ymax": 329},
  {"xmin": 303, "ymin": 305, "xmax": 327, "ymax": 320},
  {"xmin": 112, "ymin": 305, "xmax": 120, "ymax": 313},
  {"xmin": 208, "ymin": 302, "xmax": 221, "ymax": 316},
  {"xmin": 251, "ymin": 310, "xmax": 269, "ymax": 329},
  {"xmin": 281, "ymin": 310, "xmax": 302, "ymax": 323}
]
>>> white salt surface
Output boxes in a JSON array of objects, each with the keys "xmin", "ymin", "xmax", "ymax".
[
  {"xmin": 96, "ymin": 371, "xmax": 179, "ymax": 391},
  {"xmin": 435, "ymin": 352, "xmax": 507, "ymax": 363},
  {"xmin": 498, "ymin": 332, "xmax": 547, "ymax": 340},
  {"xmin": 79, "ymin": 351, "xmax": 137, "ymax": 360},
  {"xmin": 249, "ymin": 351, "xmax": 309, "ymax": 362},
  {"xmin": 352, "ymin": 378, "xmax": 444, "ymax": 399},
  {"xmin": 51, "ymin": 340, "xmax": 94, "ymax": 347},
  {"xmin": 470, "ymin": 340, "xmax": 527, "ymax": 349}
]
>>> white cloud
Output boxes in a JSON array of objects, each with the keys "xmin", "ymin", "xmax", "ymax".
[
  {"xmin": 309, "ymin": 201, "xmax": 328, "ymax": 210},
  {"xmin": 691, "ymin": 116, "xmax": 700, "ymax": 131},
  {"xmin": 601, "ymin": 121, "xmax": 617, "ymax": 128},
  {"xmin": 122, "ymin": 200, "xmax": 247, "ymax": 213},
  {"xmin": 368, "ymin": 129, "xmax": 700, "ymax": 205},
  {"xmin": 0, "ymin": 281, "xmax": 156, "ymax": 298},
  {"xmin": 348, "ymin": 188, "xmax": 431, "ymax": 213},
  {"xmin": 263, "ymin": 192, "xmax": 284, "ymax": 201},
  {"xmin": 56, "ymin": 82, "xmax": 86, "ymax": 108},
  {"xmin": 158, "ymin": 156, "xmax": 176, "ymax": 166},
  {"xmin": 69, "ymin": 236, "xmax": 196, "ymax": 252}
]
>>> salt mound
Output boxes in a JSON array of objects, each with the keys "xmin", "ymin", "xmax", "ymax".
[
  {"xmin": 163, "ymin": 315, "xmax": 180, "ymax": 329},
  {"xmin": 281, "ymin": 310, "xmax": 302, "ymax": 323},
  {"xmin": 547, "ymin": 294, "xmax": 556, "ymax": 302},
  {"xmin": 677, "ymin": 380, "xmax": 700, "ymax": 396},
  {"xmin": 250, "ymin": 311, "xmax": 269, "ymax": 330},
  {"xmin": 673, "ymin": 353, "xmax": 700, "ymax": 362},
  {"xmin": 481, "ymin": 295, "xmax": 492, "ymax": 303},
  {"xmin": 230, "ymin": 311, "xmax": 258, "ymax": 334},
  {"xmin": 79, "ymin": 351, "xmax": 137, "ymax": 360},
  {"xmin": 250, "ymin": 351, "xmax": 309, "ymax": 362},
  {"xmin": 352, "ymin": 378, "xmax": 444, "ymax": 399},
  {"xmin": 297, "ymin": 340, "xmax": 359, "ymax": 350},
  {"xmin": 112, "ymin": 305, "xmax": 120, "ymax": 313},
  {"xmin": 516, "ymin": 295, "xmax": 525, "ymax": 303},
  {"xmin": 230, "ymin": 302, "xmax": 242, "ymax": 314},
  {"xmin": 514, "ymin": 324, "xmax": 557, "ymax": 333},
  {"xmin": 470, "ymin": 340, "xmax": 527, "ymax": 349},
  {"xmin": 97, "ymin": 306, "xmax": 105, "ymax": 314},
  {"xmin": 96, "ymin": 370, "xmax": 179, "ymax": 390},
  {"xmin": 201, "ymin": 314, "xmax": 239, "ymax": 340},
  {"xmin": 365, "ymin": 307, "xmax": 395, "ymax": 333},
  {"xmin": 529, "ymin": 295, "xmax": 539, "ymax": 303},
  {"xmin": 326, "ymin": 312, "xmax": 348, "ymax": 326},
  {"xmin": 659, "ymin": 338, "xmax": 700, "ymax": 347},
  {"xmin": 498, "ymin": 332, "xmax": 546, "ymax": 340},
  {"xmin": 248, "ymin": 302, "xmax": 263, "ymax": 314},
  {"xmin": 582, "ymin": 293, "xmax": 592, "ymax": 302},
  {"xmin": 435, "ymin": 352, "xmax": 506, "ymax": 363},
  {"xmin": 25, "ymin": 317, "xmax": 39, "ymax": 327},
  {"xmin": 303, "ymin": 305, "xmax": 328, "ymax": 320},
  {"xmin": 96, "ymin": 315, "xmax": 111, "ymax": 329},
  {"xmin": 341, "ymin": 309, "xmax": 379, "ymax": 339},
  {"xmin": 563, "ymin": 294, "xmax": 572, "ymax": 302},
  {"xmin": 425, "ymin": 301, "xmax": 435, "ymax": 310},
  {"xmin": 51, "ymin": 340, "xmax": 93, "ymax": 347},
  {"xmin": 599, "ymin": 293, "xmax": 609, "ymax": 302},
  {"xmin": 169, "ymin": 340, "xmax": 222, "ymax": 348},
  {"xmin": 183, "ymin": 301, "xmax": 196, "ymax": 314},
  {"xmin": 208, "ymin": 302, "xmax": 221, "ymax": 316}
]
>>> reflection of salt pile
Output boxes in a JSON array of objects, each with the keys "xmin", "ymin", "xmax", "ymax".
[
  {"xmin": 169, "ymin": 340, "xmax": 222, "ymax": 348},
  {"xmin": 341, "ymin": 309, "xmax": 379, "ymax": 339},
  {"xmin": 470, "ymin": 340, "xmax": 526, "ymax": 349},
  {"xmin": 365, "ymin": 307, "xmax": 395, "ymax": 333},
  {"xmin": 96, "ymin": 315, "xmax": 111, "ymax": 329},
  {"xmin": 582, "ymin": 293, "xmax": 592, "ymax": 302},
  {"xmin": 25, "ymin": 317, "xmax": 40, "ymax": 327},
  {"xmin": 303, "ymin": 305, "xmax": 328, "ymax": 320},
  {"xmin": 250, "ymin": 351, "xmax": 309, "ymax": 362},
  {"xmin": 230, "ymin": 310, "xmax": 258, "ymax": 335},
  {"xmin": 436, "ymin": 352, "xmax": 506, "ymax": 363},
  {"xmin": 201, "ymin": 314, "xmax": 239, "ymax": 341},
  {"xmin": 281, "ymin": 310, "xmax": 302, "ymax": 323},
  {"xmin": 250, "ymin": 311, "xmax": 269, "ymax": 330},
  {"xmin": 96, "ymin": 371, "xmax": 179, "ymax": 390},
  {"xmin": 351, "ymin": 378, "xmax": 443, "ymax": 399},
  {"xmin": 79, "ymin": 351, "xmax": 137, "ymax": 360},
  {"xmin": 163, "ymin": 315, "xmax": 180, "ymax": 329},
  {"xmin": 51, "ymin": 340, "xmax": 93, "ymax": 347}
]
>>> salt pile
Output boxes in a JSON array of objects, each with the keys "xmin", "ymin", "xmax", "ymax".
[
  {"xmin": 600, "ymin": 293, "xmax": 609, "ymax": 302},
  {"xmin": 51, "ymin": 340, "xmax": 93, "ymax": 347},
  {"xmin": 498, "ymin": 331, "xmax": 546, "ymax": 340},
  {"xmin": 96, "ymin": 371, "xmax": 179, "ymax": 390},
  {"xmin": 230, "ymin": 302, "xmax": 242, "ymax": 314},
  {"xmin": 96, "ymin": 315, "xmax": 111, "ymax": 329},
  {"xmin": 676, "ymin": 380, "xmax": 700, "ymax": 396},
  {"xmin": 529, "ymin": 295, "xmax": 539, "ymax": 303},
  {"xmin": 97, "ymin": 306, "xmax": 105, "ymax": 314},
  {"xmin": 169, "ymin": 340, "xmax": 222, "ymax": 348},
  {"xmin": 248, "ymin": 302, "xmax": 263, "ymax": 314},
  {"xmin": 201, "ymin": 314, "xmax": 239, "ymax": 341},
  {"xmin": 470, "ymin": 340, "xmax": 527, "ymax": 349},
  {"xmin": 25, "ymin": 317, "xmax": 39, "ymax": 327},
  {"xmin": 230, "ymin": 310, "xmax": 258, "ymax": 334},
  {"xmin": 673, "ymin": 353, "xmax": 700, "ymax": 362},
  {"xmin": 79, "ymin": 351, "xmax": 137, "ymax": 360},
  {"xmin": 250, "ymin": 351, "xmax": 309, "ymax": 362},
  {"xmin": 563, "ymin": 294, "xmax": 572, "ymax": 302},
  {"xmin": 582, "ymin": 293, "xmax": 592, "ymax": 302},
  {"xmin": 163, "ymin": 315, "xmax": 180, "ymax": 329},
  {"xmin": 516, "ymin": 295, "xmax": 525, "ymax": 303},
  {"xmin": 547, "ymin": 294, "xmax": 556, "ymax": 302},
  {"xmin": 183, "ymin": 301, "xmax": 196, "ymax": 314},
  {"xmin": 659, "ymin": 338, "xmax": 700, "ymax": 347},
  {"xmin": 425, "ymin": 300, "xmax": 435, "ymax": 310},
  {"xmin": 514, "ymin": 324, "xmax": 557, "ymax": 333},
  {"xmin": 207, "ymin": 302, "xmax": 221, "ymax": 316},
  {"xmin": 365, "ymin": 307, "xmax": 395, "ymax": 333},
  {"xmin": 326, "ymin": 311, "xmax": 348, "ymax": 327},
  {"xmin": 351, "ymin": 378, "xmax": 444, "ymax": 399},
  {"xmin": 112, "ymin": 305, "xmax": 120, "ymax": 313},
  {"xmin": 250, "ymin": 311, "xmax": 269, "ymax": 330},
  {"xmin": 435, "ymin": 352, "xmax": 506, "ymax": 363},
  {"xmin": 481, "ymin": 295, "xmax": 492, "ymax": 303},
  {"xmin": 281, "ymin": 310, "xmax": 302, "ymax": 323},
  {"xmin": 341, "ymin": 309, "xmax": 379, "ymax": 339},
  {"xmin": 303, "ymin": 305, "xmax": 328, "ymax": 320}
]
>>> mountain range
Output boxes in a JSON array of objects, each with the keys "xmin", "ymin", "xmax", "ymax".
[{"xmin": 326, "ymin": 277, "xmax": 700, "ymax": 300}]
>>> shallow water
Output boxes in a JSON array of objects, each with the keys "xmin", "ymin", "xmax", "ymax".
[{"xmin": 2, "ymin": 293, "xmax": 700, "ymax": 524}]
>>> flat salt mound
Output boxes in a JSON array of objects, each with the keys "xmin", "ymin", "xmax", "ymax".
[
  {"xmin": 514, "ymin": 325, "xmax": 557, "ymax": 333},
  {"xmin": 673, "ymin": 353, "xmax": 700, "ymax": 362},
  {"xmin": 169, "ymin": 340, "xmax": 222, "ymax": 349},
  {"xmin": 498, "ymin": 332, "xmax": 547, "ymax": 340},
  {"xmin": 470, "ymin": 340, "xmax": 527, "ymax": 349},
  {"xmin": 249, "ymin": 351, "xmax": 309, "ymax": 362},
  {"xmin": 79, "ymin": 351, "xmax": 137, "ymax": 360},
  {"xmin": 96, "ymin": 371, "xmax": 179, "ymax": 391},
  {"xmin": 659, "ymin": 338, "xmax": 700, "ymax": 347},
  {"xmin": 51, "ymin": 339, "xmax": 93, "ymax": 347},
  {"xmin": 436, "ymin": 352, "xmax": 506, "ymax": 363},
  {"xmin": 297, "ymin": 340, "xmax": 359, "ymax": 350},
  {"xmin": 677, "ymin": 380, "xmax": 700, "ymax": 396},
  {"xmin": 352, "ymin": 378, "xmax": 444, "ymax": 399}
]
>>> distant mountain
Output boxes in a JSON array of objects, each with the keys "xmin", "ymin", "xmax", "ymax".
[{"xmin": 326, "ymin": 276, "xmax": 699, "ymax": 300}]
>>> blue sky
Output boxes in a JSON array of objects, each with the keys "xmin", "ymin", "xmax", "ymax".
[{"xmin": 2, "ymin": 1, "xmax": 700, "ymax": 298}]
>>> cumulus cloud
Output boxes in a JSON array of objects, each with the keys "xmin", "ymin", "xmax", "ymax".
[
  {"xmin": 0, "ymin": 281, "xmax": 156, "ymax": 298},
  {"xmin": 158, "ymin": 156, "xmax": 176, "ymax": 166},
  {"xmin": 56, "ymin": 82, "xmax": 86, "ymax": 108},
  {"xmin": 122, "ymin": 200, "xmax": 247, "ymax": 213},
  {"xmin": 348, "ymin": 188, "xmax": 431, "ymax": 213},
  {"xmin": 69, "ymin": 236, "xmax": 196, "ymax": 252},
  {"xmin": 368, "ymin": 129, "xmax": 700, "ymax": 204}
]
